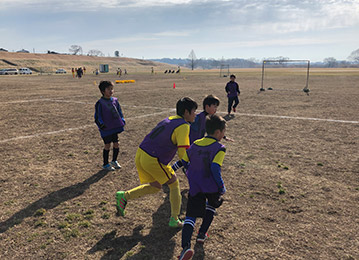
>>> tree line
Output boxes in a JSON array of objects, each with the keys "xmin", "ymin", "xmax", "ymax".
[
  {"xmin": 152, "ymin": 49, "xmax": 359, "ymax": 69},
  {"xmin": 9, "ymin": 45, "xmax": 356, "ymax": 69}
]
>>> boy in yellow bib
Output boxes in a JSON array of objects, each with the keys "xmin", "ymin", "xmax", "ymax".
[{"xmin": 116, "ymin": 97, "xmax": 198, "ymax": 227}]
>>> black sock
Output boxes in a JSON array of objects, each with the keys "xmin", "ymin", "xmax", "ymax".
[
  {"xmin": 112, "ymin": 147, "xmax": 119, "ymax": 162},
  {"xmin": 199, "ymin": 207, "xmax": 215, "ymax": 234},
  {"xmin": 181, "ymin": 223, "xmax": 194, "ymax": 249},
  {"xmin": 103, "ymin": 149, "xmax": 110, "ymax": 166}
]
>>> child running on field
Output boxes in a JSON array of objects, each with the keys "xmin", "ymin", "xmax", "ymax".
[
  {"xmin": 172, "ymin": 95, "xmax": 231, "ymax": 174},
  {"xmin": 115, "ymin": 97, "xmax": 198, "ymax": 228},
  {"xmin": 94, "ymin": 81, "xmax": 125, "ymax": 171},
  {"xmin": 189, "ymin": 95, "xmax": 220, "ymax": 144},
  {"xmin": 225, "ymin": 74, "xmax": 240, "ymax": 116},
  {"xmin": 178, "ymin": 114, "xmax": 227, "ymax": 260}
]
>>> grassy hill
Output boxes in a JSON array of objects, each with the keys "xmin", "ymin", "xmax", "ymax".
[{"xmin": 0, "ymin": 52, "xmax": 178, "ymax": 74}]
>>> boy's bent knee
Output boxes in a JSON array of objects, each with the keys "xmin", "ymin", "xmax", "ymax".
[
  {"xmin": 150, "ymin": 181, "xmax": 162, "ymax": 189},
  {"xmin": 166, "ymin": 174, "xmax": 178, "ymax": 185}
]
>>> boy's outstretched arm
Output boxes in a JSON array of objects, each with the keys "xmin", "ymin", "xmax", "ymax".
[
  {"xmin": 171, "ymin": 151, "xmax": 189, "ymax": 173},
  {"xmin": 171, "ymin": 144, "xmax": 191, "ymax": 175}
]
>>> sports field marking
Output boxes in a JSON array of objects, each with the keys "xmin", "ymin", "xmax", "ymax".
[
  {"xmin": 1, "ymin": 109, "xmax": 357, "ymax": 144},
  {"xmin": 0, "ymin": 95, "xmax": 95, "ymax": 105},
  {"xmin": 0, "ymin": 109, "xmax": 175, "ymax": 144},
  {"xmin": 0, "ymin": 100, "xmax": 357, "ymax": 143},
  {"xmin": 226, "ymin": 112, "xmax": 359, "ymax": 124}
]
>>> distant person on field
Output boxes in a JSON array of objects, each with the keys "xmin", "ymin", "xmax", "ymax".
[
  {"xmin": 77, "ymin": 67, "xmax": 83, "ymax": 78},
  {"xmin": 94, "ymin": 81, "xmax": 126, "ymax": 171},
  {"xmin": 178, "ymin": 114, "xmax": 227, "ymax": 260},
  {"xmin": 151, "ymin": 67, "xmax": 154, "ymax": 74},
  {"xmin": 83, "ymin": 66, "xmax": 86, "ymax": 74},
  {"xmin": 115, "ymin": 97, "xmax": 198, "ymax": 228},
  {"xmin": 225, "ymin": 74, "xmax": 240, "ymax": 116},
  {"xmin": 72, "ymin": 68, "xmax": 75, "ymax": 78}
]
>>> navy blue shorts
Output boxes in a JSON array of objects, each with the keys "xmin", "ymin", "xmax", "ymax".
[
  {"xmin": 102, "ymin": 133, "xmax": 119, "ymax": 144},
  {"xmin": 186, "ymin": 192, "xmax": 223, "ymax": 218}
]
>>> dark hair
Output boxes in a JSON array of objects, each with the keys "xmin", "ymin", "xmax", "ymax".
[
  {"xmin": 206, "ymin": 114, "xmax": 226, "ymax": 135},
  {"xmin": 230, "ymin": 74, "xmax": 236, "ymax": 79},
  {"xmin": 98, "ymin": 81, "xmax": 113, "ymax": 95},
  {"xmin": 176, "ymin": 97, "xmax": 198, "ymax": 117},
  {"xmin": 203, "ymin": 95, "xmax": 220, "ymax": 110}
]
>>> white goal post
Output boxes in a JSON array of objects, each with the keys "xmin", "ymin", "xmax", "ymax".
[
  {"xmin": 219, "ymin": 64, "xmax": 230, "ymax": 77},
  {"xmin": 260, "ymin": 59, "xmax": 310, "ymax": 94}
]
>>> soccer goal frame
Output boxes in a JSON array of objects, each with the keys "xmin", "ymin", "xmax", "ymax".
[
  {"xmin": 260, "ymin": 59, "xmax": 310, "ymax": 94},
  {"xmin": 220, "ymin": 64, "xmax": 230, "ymax": 77}
]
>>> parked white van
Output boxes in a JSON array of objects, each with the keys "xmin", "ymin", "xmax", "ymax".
[{"xmin": 19, "ymin": 68, "xmax": 33, "ymax": 74}]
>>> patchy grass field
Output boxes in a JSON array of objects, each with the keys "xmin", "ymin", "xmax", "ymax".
[{"xmin": 0, "ymin": 68, "xmax": 358, "ymax": 260}]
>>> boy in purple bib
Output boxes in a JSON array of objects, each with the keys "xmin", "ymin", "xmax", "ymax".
[
  {"xmin": 115, "ymin": 97, "xmax": 198, "ymax": 228},
  {"xmin": 94, "ymin": 81, "xmax": 125, "ymax": 171},
  {"xmin": 178, "ymin": 114, "xmax": 227, "ymax": 260},
  {"xmin": 189, "ymin": 95, "xmax": 220, "ymax": 144}
]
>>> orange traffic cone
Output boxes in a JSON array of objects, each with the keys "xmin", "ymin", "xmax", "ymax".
[{"xmin": 173, "ymin": 83, "xmax": 176, "ymax": 89}]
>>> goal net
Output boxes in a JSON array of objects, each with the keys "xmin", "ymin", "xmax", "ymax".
[
  {"xmin": 219, "ymin": 64, "xmax": 230, "ymax": 77},
  {"xmin": 260, "ymin": 59, "xmax": 310, "ymax": 94}
]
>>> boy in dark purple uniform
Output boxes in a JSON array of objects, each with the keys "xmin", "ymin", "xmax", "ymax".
[
  {"xmin": 94, "ymin": 81, "xmax": 125, "ymax": 171},
  {"xmin": 225, "ymin": 74, "xmax": 240, "ymax": 116},
  {"xmin": 178, "ymin": 114, "xmax": 227, "ymax": 260},
  {"xmin": 189, "ymin": 95, "xmax": 220, "ymax": 144}
]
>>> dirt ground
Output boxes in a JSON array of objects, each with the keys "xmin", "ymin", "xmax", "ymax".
[{"xmin": 0, "ymin": 68, "xmax": 358, "ymax": 260}]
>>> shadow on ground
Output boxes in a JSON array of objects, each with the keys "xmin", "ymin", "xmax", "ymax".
[
  {"xmin": 223, "ymin": 114, "xmax": 235, "ymax": 121},
  {"xmin": 0, "ymin": 170, "xmax": 109, "ymax": 233},
  {"xmin": 88, "ymin": 187, "xmax": 206, "ymax": 259}
]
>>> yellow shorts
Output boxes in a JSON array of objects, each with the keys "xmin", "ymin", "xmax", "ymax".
[{"xmin": 135, "ymin": 148, "xmax": 175, "ymax": 185}]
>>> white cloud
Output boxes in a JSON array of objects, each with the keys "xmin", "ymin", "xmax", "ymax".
[
  {"xmin": 153, "ymin": 31, "xmax": 192, "ymax": 37},
  {"xmin": 0, "ymin": 0, "xmax": 196, "ymax": 10},
  {"xmin": 1, "ymin": 0, "xmax": 358, "ymax": 60}
]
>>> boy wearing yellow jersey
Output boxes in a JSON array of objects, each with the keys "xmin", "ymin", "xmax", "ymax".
[{"xmin": 116, "ymin": 97, "xmax": 198, "ymax": 228}]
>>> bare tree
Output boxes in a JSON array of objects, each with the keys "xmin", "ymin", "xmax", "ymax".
[
  {"xmin": 69, "ymin": 45, "xmax": 83, "ymax": 55},
  {"xmin": 188, "ymin": 49, "xmax": 197, "ymax": 70},
  {"xmin": 323, "ymin": 57, "xmax": 338, "ymax": 68},
  {"xmin": 114, "ymin": 50, "xmax": 120, "ymax": 57},
  {"xmin": 87, "ymin": 49, "xmax": 104, "ymax": 56},
  {"xmin": 348, "ymin": 48, "xmax": 359, "ymax": 63}
]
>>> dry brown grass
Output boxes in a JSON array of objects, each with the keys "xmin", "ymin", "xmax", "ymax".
[
  {"xmin": 0, "ymin": 52, "xmax": 178, "ymax": 74},
  {"xmin": 0, "ymin": 68, "xmax": 358, "ymax": 260}
]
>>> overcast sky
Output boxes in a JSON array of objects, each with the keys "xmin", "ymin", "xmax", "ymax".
[{"xmin": 0, "ymin": 0, "xmax": 358, "ymax": 61}]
